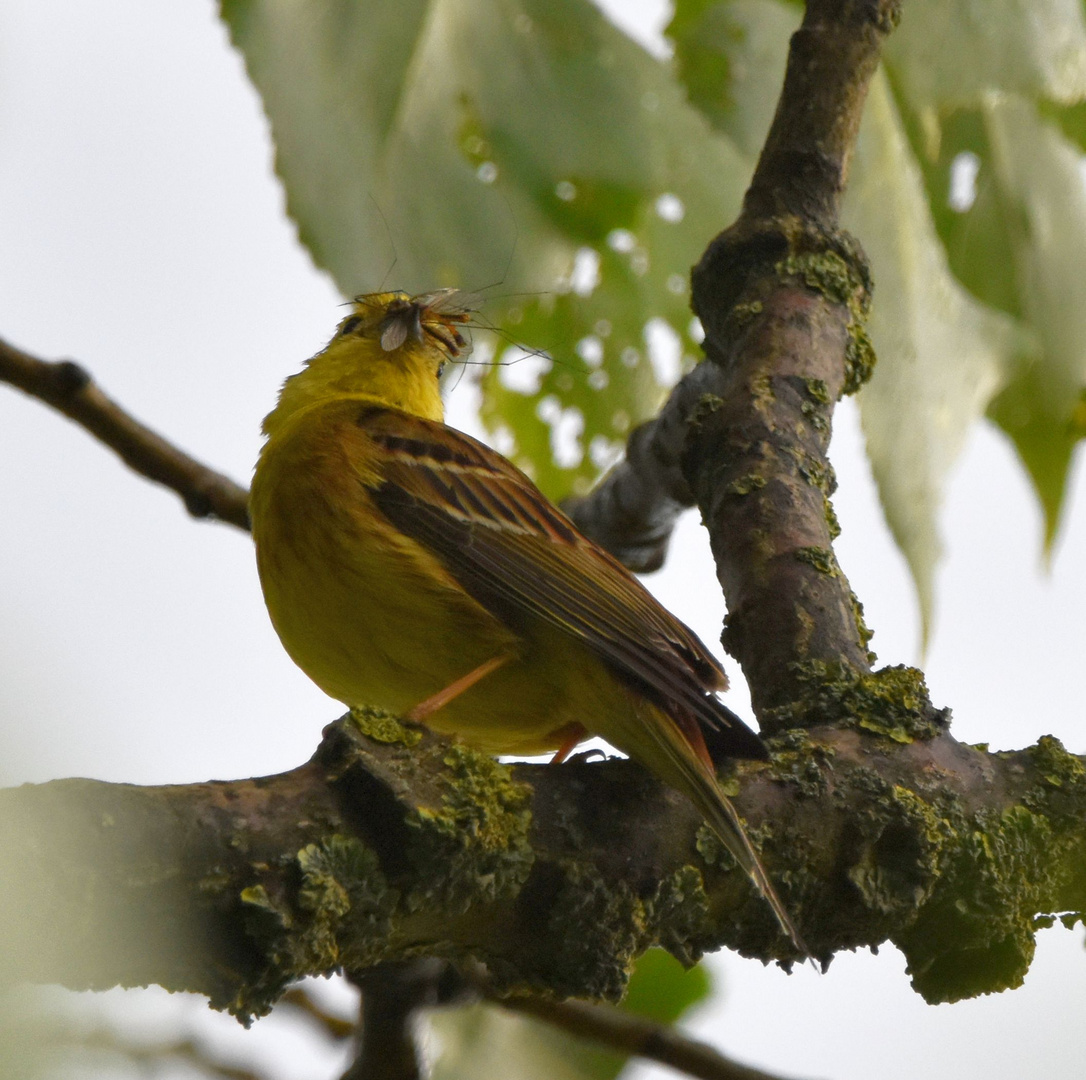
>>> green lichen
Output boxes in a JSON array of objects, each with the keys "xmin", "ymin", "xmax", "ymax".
[
  {"xmin": 850, "ymin": 588, "xmax": 876, "ymax": 662},
  {"xmin": 296, "ymin": 834, "xmax": 396, "ymax": 971},
  {"xmin": 749, "ymin": 373, "xmax": 776, "ymax": 411},
  {"xmin": 688, "ymin": 393, "xmax": 725, "ymax": 429},
  {"xmin": 646, "ymin": 866, "xmax": 714, "ymax": 967},
  {"xmin": 778, "ymin": 249, "xmax": 855, "ymax": 306},
  {"xmin": 725, "ymin": 473, "xmax": 767, "ymax": 496},
  {"xmin": 240, "ymin": 883, "xmax": 290, "ymax": 926},
  {"xmin": 847, "ymin": 782, "xmax": 945, "ymax": 920},
  {"xmin": 539, "ymin": 862, "xmax": 643, "ymax": 1000},
  {"xmin": 844, "ymin": 322, "xmax": 877, "ymax": 394},
  {"xmin": 770, "ymin": 662, "xmax": 941, "ymax": 742},
  {"xmin": 800, "ymin": 398, "xmax": 829, "ymax": 433},
  {"xmin": 349, "ymin": 705, "xmax": 422, "ymax": 747},
  {"xmin": 824, "ymin": 499, "xmax": 842, "ymax": 540},
  {"xmin": 826, "ymin": 748, "xmax": 1084, "ymax": 1003},
  {"xmin": 791, "ymin": 447, "xmax": 837, "ymax": 495},
  {"xmin": 531, "ymin": 861, "xmax": 714, "ymax": 1000},
  {"xmin": 767, "ymin": 734, "xmax": 833, "ymax": 800},
  {"xmin": 232, "ymin": 834, "xmax": 396, "ymax": 1022},
  {"xmin": 695, "ymin": 823, "xmax": 737, "ymax": 871},
  {"xmin": 794, "ymin": 546, "xmax": 838, "ymax": 576},
  {"xmin": 405, "ymin": 743, "xmax": 534, "ymax": 914},
  {"xmin": 732, "ymin": 299, "xmax": 764, "ymax": 325},
  {"xmin": 763, "ymin": 731, "xmax": 838, "ymax": 805},
  {"xmin": 776, "ymin": 248, "xmax": 876, "ymax": 394},
  {"xmin": 897, "ymin": 804, "xmax": 1063, "ymax": 1002},
  {"xmin": 1025, "ymin": 735, "xmax": 1086, "ymax": 790},
  {"xmin": 804, "ymin": 377, "xmax": 831, "ymax": 404},
  {"xmin": 1021, "ymin": 735, "xmax": 1086, "ymax": 829},
  {"xmin": 787, "ymin": 448, "xmax": 842, "ymax": 540}
]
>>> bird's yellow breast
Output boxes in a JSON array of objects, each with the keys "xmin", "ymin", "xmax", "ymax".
[
  {"xmin": 252, "ymin": 399, "xmax": 514, "ymax": 714},
  {"xmin": 250, "ymin": 398, "xmax": 643, "ymax": 755}
]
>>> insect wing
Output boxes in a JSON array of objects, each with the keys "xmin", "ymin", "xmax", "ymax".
[{"xmin": 380, "ymin": 312, "xmax": 411, "ymax": 351}]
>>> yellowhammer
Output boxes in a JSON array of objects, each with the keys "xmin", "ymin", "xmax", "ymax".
[{"xmin": 250, "ymin": 289, "xmax": 803, "ymax": 953}]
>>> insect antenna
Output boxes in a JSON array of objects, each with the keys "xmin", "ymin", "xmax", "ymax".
[{"xmin": 368, "ymin": 192, "xmax": 399, "ymax": 291}]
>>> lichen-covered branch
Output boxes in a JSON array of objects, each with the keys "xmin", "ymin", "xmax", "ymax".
[
  {"xmin": 3, "ymin": 715, "xmax": 1083, "ymax": 1018},
  {"xmin": 0, "ymin": 336, "xmax": 251, "ymax": 530},
  {"xmin": 568, "ymin": 1, "xmax": 901, "ymax": 723}
]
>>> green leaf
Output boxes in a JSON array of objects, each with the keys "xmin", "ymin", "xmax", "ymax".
[
  {"xmin": 667, "ymin": 0, "xmax": 796, "ymax": 158},
  {"xmin": 428, "ymin": 949, "xmax": 711, "ymax": 1080},
  {"xmin": 843, "ymin": 74, "xmax": 1025, "ymax": 644},
  {"xmin": 899, "ymin": 92, "xmax": 1086, "ymax": 547},
  {"xmin": 620, "ymin": 946, "xmax": 711, "ymax": 1024},
  {"xmin": 219, "ymin": 0, "xmax": 751, "ymax": 499},
  {"xmin": 669, "ymin": 2, "xmax": 1086, "ymax": 615},
  {"xmin": 989, "ymin": 367, "xmax": 1086, "ymax": 550},
  {"xmin": 885, "ymin": 0, "xmax": 1086, "ymax": 112},
  {"xmin": 977, "ymin": 98, "xmax": 1086, "ymax": 545}
]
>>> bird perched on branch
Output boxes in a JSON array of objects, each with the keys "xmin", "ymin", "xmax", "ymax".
[{"xmin": 250, "ymin": 289, "xmax": 804, "ymax": 954}]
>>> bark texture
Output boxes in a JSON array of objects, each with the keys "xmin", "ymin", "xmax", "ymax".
[{"xmin": 3, "ymin": 715, "xmax": 1083, "ymax": 1014}]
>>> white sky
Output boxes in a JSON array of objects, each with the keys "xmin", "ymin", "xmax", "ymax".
[{"xmin": 0, "ymin": 2, "xmax": 1083, "ymax": 1079}]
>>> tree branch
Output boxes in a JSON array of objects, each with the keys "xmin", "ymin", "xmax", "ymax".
[
  {"xmin": 567, "ymin": 0, "xmax": 901, "ymax": 722},
  {"xmin": 0, "ymin": 336, "xmax": 251, "ymax": 530},
  {"xmin": 3, "ymin": 714, "xmax": 1083, "ymax": 1017},
  {"xmin": 491, "ymin": 992, "xmax": 812, "ymax": 1080}
]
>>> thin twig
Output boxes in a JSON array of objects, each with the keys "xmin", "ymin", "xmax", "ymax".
[
  {"xmin": 491, "ymin": 992, "xmax": 816, "ymax": 1080},
  {"xmin": 279, "ymin": 985, "xmax": 358, "ymax": 1042},
  {"xmin": 0, "ymin": 335, "xmax": 251, "ymax": 530},
  {"xmin": 74, "ymin": 1029, "xmax": 264, "ymax": 1080}
]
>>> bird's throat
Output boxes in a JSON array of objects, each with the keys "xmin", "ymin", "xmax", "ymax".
[{"xmin": 263, "ymin": 336, "xmax": 445, "ymax": 439}]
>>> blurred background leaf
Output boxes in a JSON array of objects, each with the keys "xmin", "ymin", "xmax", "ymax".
[
  {"xmin": 668, "ymin": 0, "xmax": 1086, "ymax": 634},
  {"xmin": 219, "ymin": 0, "xmax": 750, "ymax": 498},
  {"xmin": 221, "ymin": 0, "xmax": 1086, "ymax": 633}
]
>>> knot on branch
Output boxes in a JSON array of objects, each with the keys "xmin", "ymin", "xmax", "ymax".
[{"xmin": 692, "ymin": 217, "xmax": 874, "ymax": 395}]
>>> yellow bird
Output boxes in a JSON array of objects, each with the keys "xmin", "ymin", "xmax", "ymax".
[{"xmin": 250, "ymin": 289, "xmax": 803, "ymax": 954}]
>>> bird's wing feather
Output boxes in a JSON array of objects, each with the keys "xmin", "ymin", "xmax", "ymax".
[{"xmin": 356, "ymin": 405, "xmax": 767, "ymax": 760}]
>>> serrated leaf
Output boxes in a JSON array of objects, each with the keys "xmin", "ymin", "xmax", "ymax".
[
  {"xmin": 219, "ymin": 0, "xmax": 751, "ymax": 499},
  {"xmin": 981, "ymin": 99, "xmax": 1086, "ymax": 390},
  {"xmin": 903, "ymin": 95, "xmax": 1086, "ymax": 546},
  {"xmin": 428, "ymin": 949, "xmax": 711, "ymax": 1080},
  {"xmin": 886, "ymin": 0, "xmax": 1086, "ymax": 111},
  {"xmin": 885, "ymin": 5, "xmax": 1086, "ymax": 551},
  {"xmin": 842, "ymin": 75, "xmax": 1024, "ymax": 644},
  {"xmin": 988, "ymin": 374, "xmax": 1086, "ymax": 548},
  {"xmin": 670, "ymin": 2, "xmax": 1086, "ymax": 623}
]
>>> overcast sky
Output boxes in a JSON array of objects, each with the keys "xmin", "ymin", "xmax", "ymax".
[{"xmin": 1, "ymin": 3, "xmax": 1083, "ymax": 1079}]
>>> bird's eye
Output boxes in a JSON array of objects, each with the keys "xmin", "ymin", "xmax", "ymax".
[
  {"xmin": 339, "ymin": 315, "xmax": 362, "ymax": 335},
  {"xmin": 437, "ymin": 361, "xmax": 447, "ymax": 378}
]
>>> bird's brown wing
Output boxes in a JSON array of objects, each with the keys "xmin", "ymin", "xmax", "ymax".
[{"xmin": 356, "ymin": 404, "xmax": 767, "ymax": 761}]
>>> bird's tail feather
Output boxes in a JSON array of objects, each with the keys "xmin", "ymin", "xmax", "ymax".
[{"xmin": 629, "ymin": 705, "xmax": 810, "ymax": 959}]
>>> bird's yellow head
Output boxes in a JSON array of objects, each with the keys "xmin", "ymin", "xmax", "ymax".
[{"xmin": 262, "ymin": 289, "xmax": 475, "ymax": 438}]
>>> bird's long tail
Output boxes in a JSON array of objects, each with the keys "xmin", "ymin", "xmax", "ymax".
[{"xmin": 630, "ymin": 704, "xmax": 810, "ymax": 959}]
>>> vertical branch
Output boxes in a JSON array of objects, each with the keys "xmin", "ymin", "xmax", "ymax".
[
  {"xmin": 343, "ymin": 960, "xmax": 463, "ymax": 1080},
  {"xmin": 571, "ymin": 2, "xmax": 903, "ymax": 723},
  {"xmin": 685, "ymin": 0, "xmax": 900, "ymax": 721}
]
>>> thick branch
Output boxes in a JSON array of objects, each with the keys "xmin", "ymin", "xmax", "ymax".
[
  {"xmin": 346, "ymin": 962, "xmax": 447, "ymax": 1080},
  {"xmin": 0, "ymin": 336, "xmax": 250, "ymax": 530},
  {"xmin": 3, "ymin": 715, "xmax": 1083, "ymax": 1017},
  {"xmin": 568, "ymin": 1, "xmax": 900, "ymax": 721}
]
